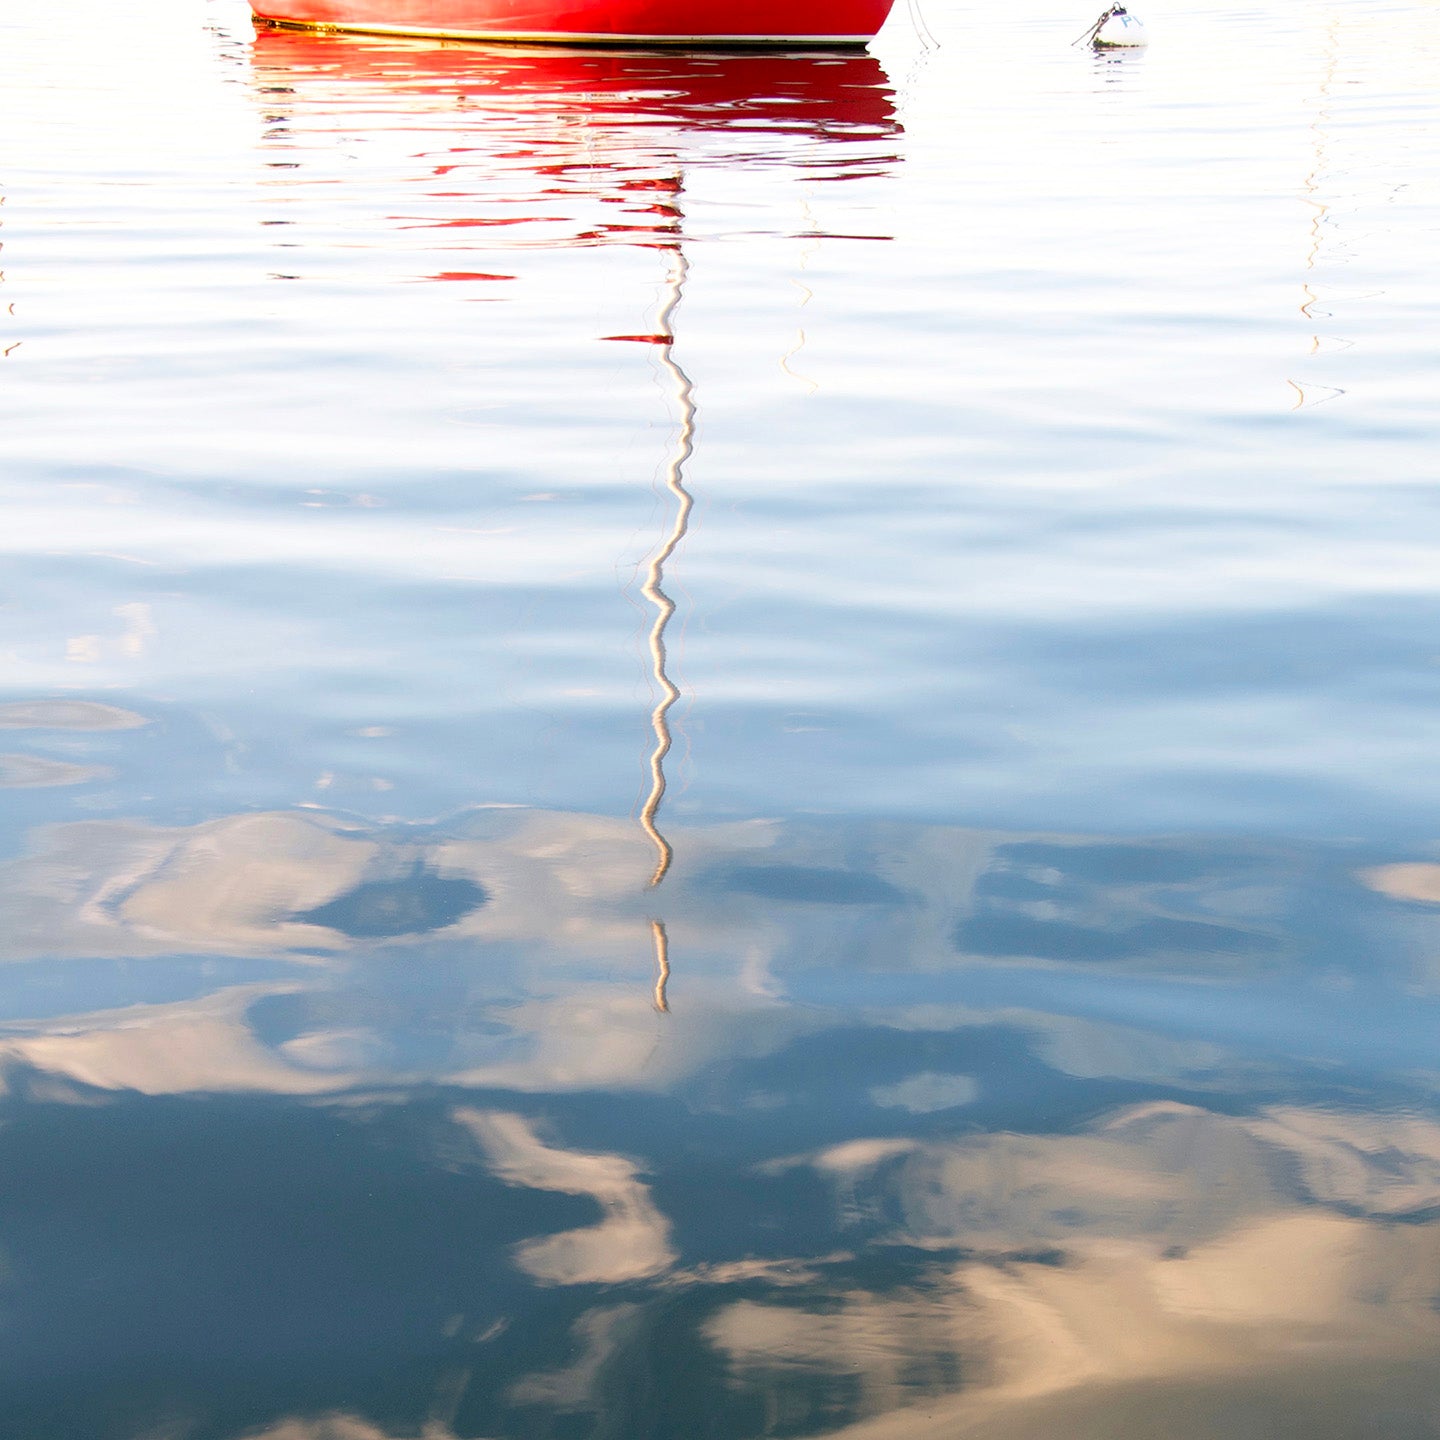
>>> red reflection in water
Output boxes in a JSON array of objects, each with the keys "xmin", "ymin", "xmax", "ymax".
[{"xmin": 249, "ymin": 28, "xmax": 899, "ymax": 258}]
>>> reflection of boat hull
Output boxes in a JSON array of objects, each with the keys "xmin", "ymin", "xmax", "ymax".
[
  {"xmin": 250, "ymin": 28, "xmax": 899, "ymax": 136},
  {"xmin": 250, "ymin": 0, "xmax": 893, "ymax": 46},
  {"xmin": 249, "ymin": 27, "xmax": 899, "ymax": 141}
]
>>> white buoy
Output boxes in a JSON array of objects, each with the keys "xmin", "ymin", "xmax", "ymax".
[{"xmin": 1073, "ymin": 2, "xmax": 1148, "ymax": 47}]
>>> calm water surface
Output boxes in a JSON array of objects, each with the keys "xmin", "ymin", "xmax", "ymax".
[{"xmin": 2, "ymin": 0, "xmax": 1440, "ymax": 1435}]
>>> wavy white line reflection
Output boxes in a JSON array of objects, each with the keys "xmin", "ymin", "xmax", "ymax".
[{"xmin": 637, "ymin": 243, "xmax": 697, "ymax": 892}]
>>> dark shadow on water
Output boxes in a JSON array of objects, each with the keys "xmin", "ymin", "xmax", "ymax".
[
  {"xmin": 958, "ymin": 912, "xmax": 1282, "ymax": 964},
  {"xmin": 293, "ymin": 860, "xmax": 488, "ymax": 937},
  {"xmin": 702, "ymin": 862, "xmax": 907, "ymax": 905}
]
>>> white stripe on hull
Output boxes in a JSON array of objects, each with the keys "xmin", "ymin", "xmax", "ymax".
[{"xmin": 257, "ymin": 16, "xmax": 871, "ymax": 44}]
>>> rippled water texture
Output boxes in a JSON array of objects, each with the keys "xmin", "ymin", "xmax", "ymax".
[{"xmin": 2, "ymin": 0, "xmax": 1440, "ymax": 1435}]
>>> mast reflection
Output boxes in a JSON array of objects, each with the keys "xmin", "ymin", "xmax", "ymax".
[
  {"xmin": 650, "ymin": 916, "xmax": 672, "ymax": 1011},
  {"xmin": 245, "ymin": 30, "xmax": 899, "ymax": 1012},
  {"xmin": 637, "ymin": 242, "xmax": 696, "ymax": 892}
]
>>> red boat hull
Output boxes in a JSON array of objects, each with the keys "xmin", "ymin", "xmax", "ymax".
[{"xmin": 250, "ymin": 0, "xmax": 893, "ymax": 45}]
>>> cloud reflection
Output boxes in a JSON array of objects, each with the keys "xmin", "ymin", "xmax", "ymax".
[
  {"xmin": 711, "ymin": 1102, "xmax": 1440, "ymax": 1437},
  {"xmin": 1, "ymin": 806, "xmax": 1438, "ymax": 1437},
  {"xmin": 0, "ymin": 983, "xmax": 359, "ymax": 1096},
  {"xmin": 458, "ymin": 1108, "xmax": 676, "ymax": 1284},
  {"xmin": 0, "ymin": 754, "xmax": 108, "ymax": 788},
  {"xmin": 0, "ymin": 700, "xmax": 148, "ymax": 731},
  {"xmin": 1, "ymin": 806, "xmax": 1437, "ymax": 1103},
  {"xmin": 245, "ymin": 1419, "xmax": 450, "ymax": 1440}
]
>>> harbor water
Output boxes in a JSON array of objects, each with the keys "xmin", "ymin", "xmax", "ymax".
[{"xmin": 2, "ymin": 0, "xmax": 1440, "ymax": 1434}]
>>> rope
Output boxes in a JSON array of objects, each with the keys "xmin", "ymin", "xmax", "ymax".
[
  {"xmin": 906, "ymin": 0, "xmax": 942, "ymax": 51},
  {"xmin": 1071, "ymin": 2, "xmax": 1123, "ymax": 46}
]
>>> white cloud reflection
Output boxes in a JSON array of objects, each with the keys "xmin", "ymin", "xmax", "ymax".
[
  {"xmin": 869, "ymin": 1072, "xmax": 978, "ymax": 1113},
  {"xmin": 0, "ymin": 805, "xmax": 1434, "ymax": 1437},
  {"xmin": 0, "ymin": 754, "xmax": 108, "ymax": 788},
  {"xmin": 456, "ymin": 1108, "xmax": 676, "ymax": 1285},
  {"xmin": 0, "ymin": 984, "xmax": 359, "ymax": 1096},
  {"xmin": 507, "ymin": 1303, "xmax": 643, "ymax": 1409},
  {"xmin": 0, "ymin": 805, "xmax": 1421, "ymax": 1105},
  {"xmin": 244, "ymin": 1418, "xmax": 457, "ymax": 1440},
  {"xmin": 709, "ymin": 1101, "xmax": 1440, "ymax": 1437}
]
